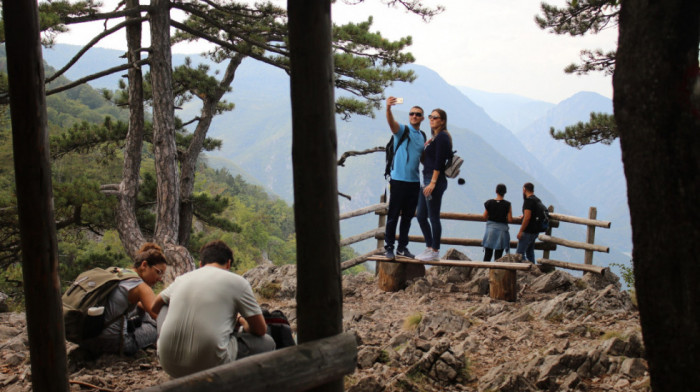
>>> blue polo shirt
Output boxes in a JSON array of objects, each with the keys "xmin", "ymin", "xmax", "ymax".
[{"xmin": 390, "ymin": 124, "xmax": 425, "ymax": 183}]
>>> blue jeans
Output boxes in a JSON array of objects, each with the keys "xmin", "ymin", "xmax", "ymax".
[
  {"xmin": 384, "ymin": 180, "xmax": 420, "ymax": 251},
  {"xmin": 416, "ymin": 174, "xmax": 447, "ymax": 250},
  {"xmin": 516, "ymin": 232, "xmax": 538, "ymax": 263}
]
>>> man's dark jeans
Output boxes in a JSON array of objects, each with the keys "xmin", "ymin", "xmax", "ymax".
[{"xmin": 385, "ymin": 179, "xmax": 420, "ymax": 251}]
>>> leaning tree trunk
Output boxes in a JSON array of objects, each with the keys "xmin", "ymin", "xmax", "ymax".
[
  {"xmin": 288, "ymin": 1, "xmax": 344, "ymax": 392},
  {"xmin": 613, "ymin": 1, "xmax": 700, "ymax": 390},
  {"xmin": 178, "ymin": 54, "xmax": 244, "ymax": 246},
  {"xmin": 3, "ymin": 0, "xmax": 69, "ymax": 390},
  {"xmin": 148, "ymin": 0, "xmax": 194, "ymax": 278}
]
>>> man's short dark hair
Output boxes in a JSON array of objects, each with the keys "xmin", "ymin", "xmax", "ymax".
[
  {"xmin": 199, "ymin": 240, "xmax": 233, "ymax": 266},
  {"xmin": 523, "ymin": 182, "xmax": 535, "ymax": 193},
  {"xmin": 496, "ymin": 183, "xmax": 507, "ymax": 196},
  {"xmin": 411, "ymin": 105, "xmax": 424, "ymax": 114}
]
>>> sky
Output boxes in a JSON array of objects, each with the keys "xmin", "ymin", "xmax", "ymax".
[{"xmin": 54, "ymin": 0, "xmax": 618, "ymax": 104}]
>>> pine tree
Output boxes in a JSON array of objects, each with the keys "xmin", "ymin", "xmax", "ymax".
[
  {"xmin": 1, "ymin": 0, "xmax": 443, "ymax": 279},
  {"xmin": 536, "ymin": 0, "xmax": 619, "ymax": 147}
]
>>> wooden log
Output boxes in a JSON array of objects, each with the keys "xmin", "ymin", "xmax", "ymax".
[
  {"xmin": 415, "ymin": 212, "xmax": 560, "ymax": 227},
  {"xmin": 340, "ymin": 248, "xmax": 383, "ymax": 270},
  {"xmin": 549, "ymin": 212, "xmax": 611, "ymax": 228},
  {"xmin": 538, "ymin": 234, "xmax": 609, "ymax": 253},
  {"xmin": 377, "ymin": 261, "xmax": 408, "ymax": 292},
  {"xmin": 538, "ymin": 258, "xmax": 608, "ymax": 276},
  {"xmin": 340, "ymin": 227, "xmax": 383, "ymax": 247},
  {"xmin": 373, "ymin": 233, "xmax": 556, "ymax": 250},
  {"xmin": 368, "ymin": 256, "xmax": 532, "ymax": 271},
  {"xmin": 140, "ymin": 333, "xmax": 357, "ymax": 392},
  {"xmin": 584, "ymin": 207, "xmax": 597, "ymax": 265},
  {"xmin": 489, "ymin": 269, "xmax": 517, "ymax": 302},
  {"xmin": 339, "ymin": 203, "xmax": 388, "ymax": 220}
]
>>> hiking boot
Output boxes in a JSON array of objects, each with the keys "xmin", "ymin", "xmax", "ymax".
[
  {"xmin": 416, "ymin": 249, "xmax": 440, "ymax": 261},
  {"xmin": 384, "ymin": 248, "xmax": 395, "ymax": 260},
  {"xmin": 396, "ymin": 248, "xmax": 415, "ymax": 259}
]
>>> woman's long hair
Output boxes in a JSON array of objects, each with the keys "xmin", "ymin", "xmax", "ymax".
[{"xmin": 431, "ymin": 108, "xmax": 452, "ymax": 144}]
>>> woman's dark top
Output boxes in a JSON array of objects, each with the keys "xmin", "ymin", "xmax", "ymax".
[
  {"xmin": 485, "ymin": 199, "xmax": 511, "ymax": 224},
  {"xmin": 422, "ymin": 131, "xmax": 452, "ymax": 177}
]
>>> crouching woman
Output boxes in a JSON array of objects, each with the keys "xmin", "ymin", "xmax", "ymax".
[{"xmin": 79, "ymin": 244, "xmax": 168, "ymax": 356}]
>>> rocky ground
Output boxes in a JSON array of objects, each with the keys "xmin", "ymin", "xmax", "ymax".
[{"xmin": 0, "ymin": 250, "xmax": 649, "ymax": 392}]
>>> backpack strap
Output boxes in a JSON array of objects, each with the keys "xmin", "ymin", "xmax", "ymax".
[{"xmin": 390, "ymin": 125, "xmax": 411, "ymax": 173}]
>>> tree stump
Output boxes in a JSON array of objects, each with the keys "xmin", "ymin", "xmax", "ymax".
[
  {"xmin": 377, "ymin": 262, "xmax": 425, "ymax": 292},
  {"xmin": 489, "ymin": 269, "xmax": 517, "ymax": 301}
]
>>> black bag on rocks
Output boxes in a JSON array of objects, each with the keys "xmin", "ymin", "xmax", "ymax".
[{"xmin": 263, "ymin": 309, "xmax": 296, "ymax": 349}]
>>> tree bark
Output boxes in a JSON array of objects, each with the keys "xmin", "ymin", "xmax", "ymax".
[
  {"xmin": 613, "ymin": 1, "xmax": 700, "ymax": 390},
  {"xmin": 178, "ymin": 54, "xmax": 244, "ymax": 246},
  {"xmin": 149, "ymin": 0, "xmax": 179, "ymax": 244},
  {"xmin": 148, "ymin": 0, "xmax": 195, "ymax": 278},
  {"xmin": 288, "ymin": 1, "xmax": 344, "ymax": 392},
  {"xmin": 118, "ymin": 0, "xmax": 147, "ymax": 259},
  {"xmin": 2, "ymin": 0, "xmax": 69, "ymax": 390}
]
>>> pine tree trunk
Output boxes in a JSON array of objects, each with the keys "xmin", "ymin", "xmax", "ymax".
[
  {"xmin": 3, "ymin": 0, "xmax": 69, "ymax": 389},
  {"xmin": 178, "ymin": 54, "xmax": 243, "ymax": 246},
  {"xmin": 118, "ymin": 0, "xmax": 147, "ymax": 259},
  {"xmin": 288, "ymin": 1, "xmax": 344, "ymax": 391},
  {"xmin": 613, "ymin": 1, "xmax": 700, "ymax": 389},
  {"xmin": 147, "ymin": 0, "xmax": 194, "ymax": 278},
  {"xmin": 149, "ymin": 0, "xmax": 179, "ymax": 244}
]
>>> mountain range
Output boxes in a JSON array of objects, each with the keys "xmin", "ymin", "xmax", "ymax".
[{"xmin": 41, "ymin": 44, "xmax": 631, "ymax": 271}]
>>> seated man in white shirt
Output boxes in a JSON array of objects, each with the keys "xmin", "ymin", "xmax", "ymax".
[{"xmin": 153, "ymin": 240, "xmax": 275, "ymax": 378}]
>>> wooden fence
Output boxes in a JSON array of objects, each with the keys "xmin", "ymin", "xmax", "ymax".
[{"xmin": 340, "ymin": 196, "xmax": 612, "ymax": 275}]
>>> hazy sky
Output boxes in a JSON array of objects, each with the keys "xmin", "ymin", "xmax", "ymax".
[{"xmin": 55, "ymin": 0, "xmax": 618, "ymax": 104}]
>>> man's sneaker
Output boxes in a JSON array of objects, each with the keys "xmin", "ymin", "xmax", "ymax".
[
  {"xmin": 396, "ymin": 248, "xmax": 415, "ymax": 259},
  {"xmin": 416, "ymin": 249, "xmax": 440, "ymax": 262},
  {"xmin": 384, "ymin": 248, "xmax": 395, "ymax": 260}
]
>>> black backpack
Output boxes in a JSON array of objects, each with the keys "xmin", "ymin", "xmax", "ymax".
[
  {"xmin": 263, "ymin": 309, "xmax": 296, "ymax": 349},
  {"xmin": 534, "ymin": 198, "xmax": 551, "ymax": 233},
  {"xmin": 384, "ymin": 125, "xmax": 426, "ymax": 179}
]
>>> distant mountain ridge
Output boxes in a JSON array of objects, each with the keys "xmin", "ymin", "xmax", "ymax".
[
  {"xmin": 457, "ymin": 86, "xmax": 556, "ymax": 133},
  {"xmin": 41, "ymin": 44, "xmax": 631, "ymax": 266}
]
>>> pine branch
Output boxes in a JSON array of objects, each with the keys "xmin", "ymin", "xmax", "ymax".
[
  {"xmin": 170, "ymin": 20, "xmax": 289, "ymax": 72},
  {"xmin": 338, "ymin": 146, "xmax": 384, "ymax": 166},
  {"xmin": 170, "ymin": 2, "xmax": 288, "ymax": 57},
  {"xmin": 62, "ymin": 6, "xmax": 150, "ymax": 25},
  {"xmin": 550, "ymin": 112, "xmax": 618, "ymax": 148},
  {"xmin": 45, "ymin": 59, "xmax": 149, "ymax": 97},
  {"xmin": 46, "ymin": 17, "xmax": 147, "ymax": 84}
]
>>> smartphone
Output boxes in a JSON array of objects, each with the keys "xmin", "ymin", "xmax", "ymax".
[{"xmin": 395, "ymin": 97, "xmax": 404, "ymax": 104}]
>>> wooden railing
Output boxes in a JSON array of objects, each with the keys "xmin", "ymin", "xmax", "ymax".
[{"xmin": 340, "ymin": 196, "xmax": 612, "ymax": 275}]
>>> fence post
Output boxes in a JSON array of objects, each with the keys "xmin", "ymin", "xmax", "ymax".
[
  {"xmin": 542, "ymin": 205, "xmax": 555, "ymax": 260},
  {"xmin": 376, "ymin": 194, "xmax": 386, "ymax": 251},
  {"xmin": 584, "ymin": 207, "xmax": 597, "ymax": 265},
  {"xmin": 538, "ymin": 205, "xmax": 556, "ymax": 272}
]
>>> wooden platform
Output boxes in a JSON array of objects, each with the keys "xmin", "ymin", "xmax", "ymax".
[{"xmin": 367, "ymin": 256, "xmax": 532, "ymax": 271}]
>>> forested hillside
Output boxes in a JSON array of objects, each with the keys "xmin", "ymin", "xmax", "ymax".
[{"xmin": 0, "ymin": 57, "xmax": 309, "ymax": 309}]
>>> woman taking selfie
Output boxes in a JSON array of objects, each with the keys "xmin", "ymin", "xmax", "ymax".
[{"xmin": 416, "ymin": 108, "xmax": 451, "ymax": 262}]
